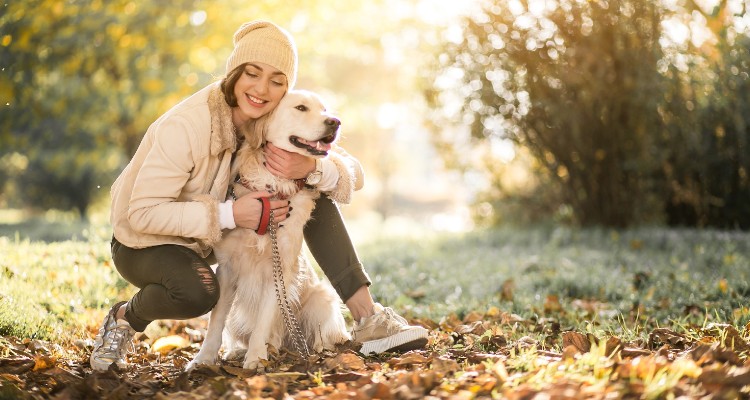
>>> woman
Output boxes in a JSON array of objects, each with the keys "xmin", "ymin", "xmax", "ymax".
[{"xmin": 90, "ymin": 20, "xmax": 427, "ymax": 372}]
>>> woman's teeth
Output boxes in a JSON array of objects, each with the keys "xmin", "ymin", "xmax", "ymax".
[{"xmin": 247, "ymin": 94, "xmax": 266, "ymax": 104}]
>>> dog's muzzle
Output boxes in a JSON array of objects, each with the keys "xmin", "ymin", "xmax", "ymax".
[{"xmin": 290, "ymin": 118, "xmax": 340, "ymax": 156}]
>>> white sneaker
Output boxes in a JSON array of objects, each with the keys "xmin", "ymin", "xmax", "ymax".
[
  {"xmin": 89, "ymin": 301, "xmax": 136, "ymax": 371},
  {"xmin": 351, "ymin": 303, "xmax": 428, "ymax": 355}
]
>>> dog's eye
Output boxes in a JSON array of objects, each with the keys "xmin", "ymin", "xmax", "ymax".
[{"xmin": 295, "ymin": 105, "xmax": 308, "ymax": 112}]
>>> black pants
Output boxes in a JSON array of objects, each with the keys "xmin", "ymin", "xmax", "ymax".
[{"xmin": 112, "ymin": 195, "xmax": 370, "ymax": 332}]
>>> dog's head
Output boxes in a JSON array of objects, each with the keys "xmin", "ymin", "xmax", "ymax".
[{"xmin": 264, "ymin": 90, "xmax": 340, "ymax": 158}]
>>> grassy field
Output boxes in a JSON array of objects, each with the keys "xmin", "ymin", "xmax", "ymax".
[
  {"xmin": 359, "ymin": 226, "xmax": 750, "ymax": 329},
  {"xmin": 4, "ymin": 220, "xmax": 750, "ymax": 343},
  {"xmin": 1, "ymin": 217, "xmax": 750, "ymax": 398}
]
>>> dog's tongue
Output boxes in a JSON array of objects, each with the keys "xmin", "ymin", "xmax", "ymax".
[
  {"xmin": 311, "ymin": 140, "xmax": 332, "ymax": 153},
  {"xmin": 298, "ymin": 138, "xmax": 331, "ymax": 152}
]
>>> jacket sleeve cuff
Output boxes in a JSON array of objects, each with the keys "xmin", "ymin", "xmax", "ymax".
[
  {"xmin": 194, "ymin": 194, "xmax": 223, "ymax": 246},
  {"xmin": 218, "ymin": 200, "xmax": 237, "ymax": 230},
  {"xmin": 324, "ymin": 151, "xmax": 358, "ymax": 204},
  {"xmin": 314, "ymin": 158, "xmax": 340, "ymax": 192}
]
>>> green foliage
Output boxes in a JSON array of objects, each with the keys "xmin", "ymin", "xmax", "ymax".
[
  {"xmin": 0, "ymin": 0, "xmax": 206, "ymax": 215},
  {"xmin": 427, "ymin": 0, "xmax": 750, "ymax": 228},
  {"xmin": 428, "ymin": 0, "xmax": 668, "ymax": 227},
  {"xmin": 662, "ymin": 29, "xmax": 750, "ymax": 229},
  {"xmin": 0, "ymin": 0, "xmax": 431, "ymax": 220}
]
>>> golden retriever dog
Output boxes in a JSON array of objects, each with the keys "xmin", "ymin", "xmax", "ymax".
[{"xmin": 187, "ymin": 90, "xmax": 350, "ymax": 371}]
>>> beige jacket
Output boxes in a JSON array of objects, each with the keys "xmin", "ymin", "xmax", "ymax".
[{"xmin": 110, "ymin": 82, "xmax": 364, "ymax": 258}]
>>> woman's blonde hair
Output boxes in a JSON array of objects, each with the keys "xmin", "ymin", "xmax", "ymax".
[{"xmin": 239, "ymin": 114, "xmax": 269, "ymax": 151}]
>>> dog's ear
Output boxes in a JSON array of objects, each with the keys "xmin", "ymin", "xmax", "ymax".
[{"xmin": 240, "ymin": 113, "xmax": 269, "ymax": 151}]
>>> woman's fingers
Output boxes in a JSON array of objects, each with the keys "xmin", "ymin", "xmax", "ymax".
[
  {"xmin": 264, "ymin": 144, "xmax": 288, "ymax": 177},
  {"xmin": 269, "ymin": 199, "xmax": 291, "ymax": 223},
  {"xmin": 264, "ymin": 143, "xmax": 315, "ymax": 180},
  {"xmin": 232, "ymin": 192, "xmax": 268, "ymax": 229},
  {"xmin": 232, "ymin": 189, "xmax": 293, "ymax": 229},
  {"xmin": 264, "ymin": 155, "xmax": 284, "ymax": 177}
]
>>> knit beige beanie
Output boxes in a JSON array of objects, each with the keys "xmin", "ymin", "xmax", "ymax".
[{"xmin": 225, "ymin": 20, "xmax": 298, "ymax": 88}]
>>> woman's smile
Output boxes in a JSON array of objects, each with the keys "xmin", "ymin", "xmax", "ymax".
[{"xmin": 245, "ymin": 94, "xmax": 268, "ymax": 107}]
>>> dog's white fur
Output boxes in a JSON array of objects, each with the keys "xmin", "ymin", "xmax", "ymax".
[{"xmin": 187, "ymin": 90, "xmax": 350, "ymax": 371}]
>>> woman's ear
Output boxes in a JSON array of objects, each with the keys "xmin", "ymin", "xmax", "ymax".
[{"xmin": 241, "ymin": 113, "xmax": 270, "ymax": 150}]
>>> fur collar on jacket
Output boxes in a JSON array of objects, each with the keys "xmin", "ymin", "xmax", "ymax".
[{"xmin": 208, "ymin": 83, "xmax": 237, "ymax": 156}]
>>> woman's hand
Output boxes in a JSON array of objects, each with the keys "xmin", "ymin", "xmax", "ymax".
[
  {"xmin": 264, "ymin": 142, "xmax": 315, "ymax": 180},
  {"xmin": 232, "ymin": 191, "xmax": 291, "ymax": 229}
]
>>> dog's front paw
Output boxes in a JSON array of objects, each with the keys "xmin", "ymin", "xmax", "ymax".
[
  {"xmin": 242, "ymin": 358, "xmax": 259, "ymax": 371},
  {"xmin": 186, "ymin": 353, "xmax": 218, "ymax": 371},
  {"xmin": 224, "ymin": 348, "xmax": 247, "ymax": 361},
  {"xmin": 242, "ymin": 355, "xmax": 266, "ymax": 371}
]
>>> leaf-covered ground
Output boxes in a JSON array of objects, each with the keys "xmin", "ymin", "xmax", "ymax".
[
  {"xmin": 2, "ymin": 226, "xmax": 750, "ymax": 398},
  {"xmin": 2, "ymin": 308, "xmax": 750, "ymax": 399}
]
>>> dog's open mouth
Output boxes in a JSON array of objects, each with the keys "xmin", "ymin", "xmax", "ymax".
[{"xmin": 290, "ymin": 135, "xmax": 335, "ymax": 156}]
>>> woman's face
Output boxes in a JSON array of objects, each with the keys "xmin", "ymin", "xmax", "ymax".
[{"xmin": 232, "ymin": 62, "xmax": 288, "ymax": 125}]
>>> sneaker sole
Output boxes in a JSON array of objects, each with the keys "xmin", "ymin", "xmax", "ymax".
[
  {"xmin": 359, "ymin": 327, "xmax": 429, "ymax": 355},
  {"xmin": 90, "ymin": 358, "xmax": 126, "ymax": 372}
]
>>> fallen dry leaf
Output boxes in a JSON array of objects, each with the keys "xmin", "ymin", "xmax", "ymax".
[
  {"xmin": 562, "ymin": 345, "xmax": 580, "ymax": 360},
  {"xmin": 690, "ymin": 342, "xmax": 744, "ymax": 366},
  {"xmin": 698, "ymin": 365, "xmax": 750, "ymax": 387},
  {"xmin": 0, "ymin": 356, "xmax": 35, "ymax": 374},
  {"xmin": 604, "ymin": 336, "xmax": 621, "ymax": 356},
  {"xmin": 648, "ymin": 328, "xmax": 692, "ymax": 350},
  {"xmin": 705, "ymin": 323, "xmax": 750, "ymax": 353},
  {"xmin": 151, "ymin": 335, "xmax": 191, "ymax": 355},
  {"xmin": 544, "ymin": 294, "xmax": 563, "ymax": 313},
  {"xmin": 389, "ymin": 351, "xmax": 430, "ymax": 367},
  {"xmin": 32, "ymin": 355, "xmax": 56, "ymax": 371},
  {"xmin": 323, "ymin": 351, "xmax": 365, "ymax": 371},
  {"xmin": 0, "ymin": 312, "xmax": 748, "ymax": 399},
  {"xmin": 562, "ymin": 331, "xmax": 592, "ymax": 353},
  {"xmin": 454, "ymin": 320, "xmax": 486, "ymax": 335},
  {"xmin": 462, "ymin": 311, "xmax": 484, "ymax": 323},
  {"xmin": 500, "ymin": 279, "xmax": 515, "ymax": 301},
  {"xmin": 431, "ymin": 356, "xmax": 460, "ymax": 374}
]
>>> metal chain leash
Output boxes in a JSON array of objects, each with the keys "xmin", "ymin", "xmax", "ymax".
[{"xmin": 268, "ymin": 210, "xmax": 311, "ymax": 358}]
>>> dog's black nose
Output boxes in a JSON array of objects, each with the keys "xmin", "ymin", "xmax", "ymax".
[{"xmin": 325, "ymin": 117, "xmax": 340, "ymax": 128}]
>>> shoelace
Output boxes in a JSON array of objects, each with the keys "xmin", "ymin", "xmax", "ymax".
[
  {"xmin": 99, "ymin": 321, "xmax": 134, "ymax": 358},
  {"xmin": 356, "ymin": 307, "xmax": 408, "ymax": 336},
  {"xmin": 382, "ymin": 307, "xmax": 408, "ymax": 325}
]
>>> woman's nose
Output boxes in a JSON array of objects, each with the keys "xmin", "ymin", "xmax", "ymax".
[{"xmin": 256, "ymin": 79, "xmax": 269, "ymax": 94}]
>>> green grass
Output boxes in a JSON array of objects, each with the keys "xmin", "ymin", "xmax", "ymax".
[
  {"xmin": 0, "ymin": 222, "xmax": 134, "ymax": 344},
  {"xmin": 358, "ymin": 226, "xmax": 750, "ymax": 336},
  {"xmin": 1, "ymin": 216, "xmax": 749, "ymax": 348}
]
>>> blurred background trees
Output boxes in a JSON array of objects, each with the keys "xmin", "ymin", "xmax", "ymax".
[
  {"xmin": 1, "ymin": 0, "xmax": 454, "ymax": 226},
  {"xmin": 1, "ymin": 0, "xmax": 212, "ymax": 218},
  {"xmin": 2, "ymin": 0, "xmax": 749, "ymax": 229},
  {"xmin": 428, "ymin": 0, "xmax": 750, "ymax": 229}
]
